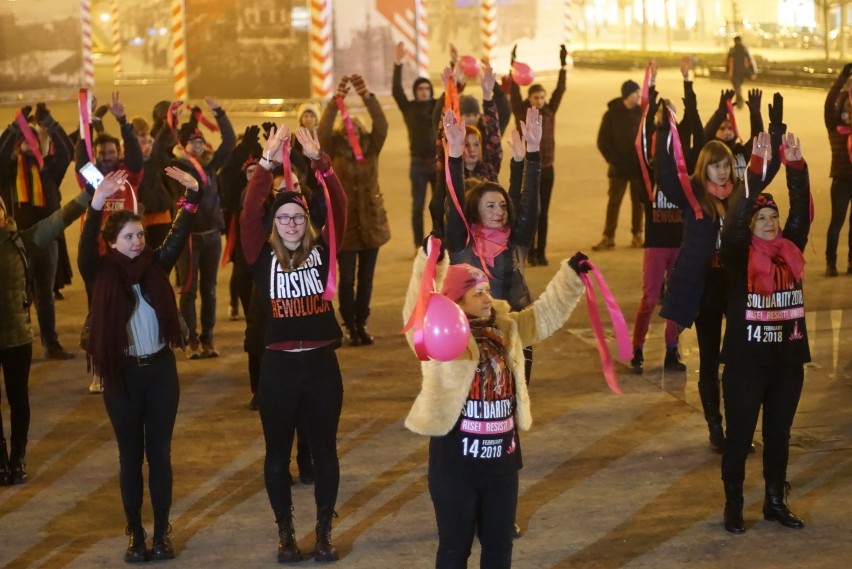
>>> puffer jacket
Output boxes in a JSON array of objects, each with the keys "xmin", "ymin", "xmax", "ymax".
[
  {"xmin": 318, "ymin": 93, "xmax": 390, "ymax": 250},
  {"xmin": 0, "ymin": 191, "xmax": 91, "ymax": 349},
  {"xmin": 401, "ymin": 251, "xmax": 585, "ymax": 437}
]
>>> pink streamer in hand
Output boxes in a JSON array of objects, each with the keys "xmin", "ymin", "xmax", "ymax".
[
  {"xmin": 15, "ymin": 110, "xmax": 44, "ymax": 170},
  {"xmin": 401, "ymin": 235, "xmax": 442, "ymax": 361},
  {"xmin": 667, "ymin": 107, "xmax": 703, "ymax": 220},
  {"xmin": 314, "ymin": 169, "xmax": 339, "ymax": 301},
  {"xmin": 336, "ymin": 96, "xmax": 365, "ymax": 164}
]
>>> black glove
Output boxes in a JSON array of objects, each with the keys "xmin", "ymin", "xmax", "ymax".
[
  {"xmin": 646, "ymin": 89, "xmax": 659, "ymax": 117},
  {"xmin": 559, "ymin": 44, "xmax": 567, "ymax": 67},
  {"xmin": 718, "ymin": 89, "xmax": 735, "ymax": 109},
  {"xmin": 35, "ymin": 102, "xmax": 56, "ymax": 127},
  {"xmin": 842, "ymin": 62, "xmax": 852, "ymax": 77},
  {"xmin": 421, "ymin": 233, "xmax": 445, "ymax": 262},
  {"xmin": 568, "ymin": 252, "xmax": 591, "ymax": 275},
  {"xmin": 261, "ymin": 121, "xmax": 275, "ymax": 140},
  {"xmin": 21, "ymin": 105, "xmax": 32, "ymax": 119},
  {"xmin": 745, "ymin": 89, "xmax": 762, "ymax": 114},
  {"xmin": 510, "ymin": 44, "xmax": 517, "ymax": 65},
  {"xmin": 241, "ymin": 125, "xmax": 260, "ymax": 147},
  {"xmin": 768, "ymin": 92, "xmax": 783, "ymax": 125},
  {"xmin": 94, "ymin": 104, "xmax": 109, "ymax": 119}
]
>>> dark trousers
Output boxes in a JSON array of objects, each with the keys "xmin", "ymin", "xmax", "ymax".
[
  {"xmin": 721, "ymin": 361, "xmax": 804, "ymax": 484},
  {"xmin": 531, "ymin": 165, "xmax": 555, "ymax": 256},
  {"xmin": 103, "ymin": 349, "xmax": 180, "ymax": 514},
  {"xmin": 602, "ymin": 176, "xmax": 644, "ymax": 239},
  {"xmin": 0, "ymin": 343, "xmax": 33, "ymax": 446},
  {"xmin": 29, "ymin": 241, "xmax": 60, "ymax": 350},
  {"xmin": 825, "ymin": 176, "xmax": 852, "ymax": 265},
  {"xmin": 410, "ymin": 157, "xmax": 437, "ymax": 246},
  {"xmin": 695, "ymin": 269, "xmax": 726, "ymax": 399},
  {"xmin": 229, "ymin": 256, "xmax": 253, "ymax": 315},
  {"xmin": 337, "ymin": 248, "xmax": 379, "ymax": 326},
  {"xmin": 176, "ymin": 230, "xmax": 222, "ymax": 343},
  {"xmin": 259, "ymin": 347, "xmax": 342, "ymax": 513},
  {"xmin": 428, "ymin": 441, "xmax": 517, "ymax": 569}
]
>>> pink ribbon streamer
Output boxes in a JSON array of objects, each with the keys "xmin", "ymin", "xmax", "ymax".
[
  {"xmin": 314, "ymin": 169, "xmax": 338, "ymax": 301},
  {"xmin": 335, "ymin": 96, "xmax": 365, "ymax": 164},
  {"xmin": 635, "ymin": 63, "xmax": 654, "ymax": 201},
  {"xmin": 401, "ymin": 235, "xmax": 442, "ymax": 361},
  {"xmin": 441, "ymin": 139, "xmax": 484, "ymax": 274},
  {"xmin": 578, "ymin": 261, "xmax": 629, "ymax": 395},
  {"xmin": 725, "ymin": 99, "xmax": 740, "ymax": 140},
  {"xmin": 191, "ymin": 108, "xmax": 220, "ymax": 133},
  {"xmin": 667, "ymin": 107, "xmax": 704, "ymax": 220},
  {"xmin": 281, "ymin": 138, "xmax": 295, "ymax": 192},
  {"xmin": 78, "ymin": 88, "xmax": 93, "ymax": 163},
  {"xmin": 14, "ymin": 110, "xmax": 44, "ymax": 170}
]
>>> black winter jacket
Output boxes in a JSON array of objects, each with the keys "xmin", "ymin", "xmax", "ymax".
[{"xmin": 597, "ymin": 98, "xmax": 642, "ymax": 179}]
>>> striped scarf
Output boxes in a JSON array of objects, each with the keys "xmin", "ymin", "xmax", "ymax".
[{"xmin": 15, "ymin": 154, "xmax": 45, "ymax": 207}]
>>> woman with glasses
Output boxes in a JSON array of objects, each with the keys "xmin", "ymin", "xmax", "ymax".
[{"xmin": 241, "ymin": 125, "xmax": 347, "ymax": 563}]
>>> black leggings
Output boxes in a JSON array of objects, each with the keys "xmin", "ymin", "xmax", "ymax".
[
  {"xmin": 531, "ymin": 165, "xmax": 555, "ymax": 256},
  {"xmin": 259, "ymin": 347, "xmax": 343, "ymax": 513},
  {"xmin": 0, "ymin": 343, "xmax": 33, "ymax": 445},
  {"xmin": 721, "ymin": 361, "xmax": 804, "ymax": 484},
  {"xmin": 695, "ymin": 269, "xmax": 726, "ymax": 394},
  {"xmin": 428, "ymin": 440, "xmax": 517, "ymax": 569},
  {"xmin": 103, "ymin": 348, "xmax": 180, "ymax": 514},
  {"xmin": 825, "ymin": 176, "xmax": 852, "ymax": 264}
]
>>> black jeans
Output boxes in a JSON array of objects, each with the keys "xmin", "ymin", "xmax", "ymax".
[
  {"xmin": 29, "ymin": 241, "xmax": 59, "ymax": 350},
  {"xmin": 337, "ymin": 248, "xmax": 379, "ymax": 326},
  {"xmin": 259, "ymin": 347, "xmax": 342, "ymax": 513},
  {"xmin": 531, "ymin": 165, "xmax": 555, "ymax": 256},
  {"xmin": 721, "ymin": 361, "xmax": 804, "ymax": 484},
  {"xmin": 695, "ymin": 268, "xmax": 726, "ymax": 399},
  {"xmin": 103, "ymin": 348, "xmax": 180, "ymax": 514},
  {"xmin": 410, "ymin": 157, "xmax": 437, "ymax": 246},
  {"xmin": 176, "ymin": 230, "xmax": 222, "ymax": 343},
  {"xmin": 429, "ymin": 439, "xmax": 517, "ymax": 569},
  {"xmin": 0, "ymin": 343, "xmax": 33, "ymax": 446},
  {"xmin": 602, "ymin": 176, "xmax": 644, "ymax": 239},
  {"xmin": 825, "ymin": 176, "xmax": 852, "ymax": 265}
]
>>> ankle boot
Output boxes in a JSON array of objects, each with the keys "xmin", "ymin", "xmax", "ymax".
[
  {"xmin": 355, "ymin": 323, "xmax": 374, "ymax": 346},
  {"xmin": 275, "ymin": 507, "xmax": 301, "ymax": 563},
  {"xmin": 313, "ymin": 508, "xmax": 339, "ymax": 562},
  {"xmin": 0, "ymin": 438, "xmax": 10, "ymax": 486},
  {"xmin": 763, "ymin": 481, "xmax": 805, "ymax": 529},
  {"xmin": 124, "ymin": 510, "xmax": 148, "ymax": 563},
  {"xmin": 723, "ymin": 482, "xmax": 745, "ymax": 534},
  {"xmin": 697, "ymin": 381, "xmax": 725, "ymax": 453},
  {"xmin": 664, "ymin": 347, "xmax": 687, "ymax": 372},
  {"xmin": 342, "ymin": 322, "xmax": 361, "ymax": 347},
  {"xmin": 151, "ymin": 508, "xmax": 175, "ymax": 560},
  {"xmin": 9, "ymin": 439, "xmax": 27, "ymax": 484},
  {"xmin": 630, "ymin": 347, "xmax": 644, "ymax": 375}
]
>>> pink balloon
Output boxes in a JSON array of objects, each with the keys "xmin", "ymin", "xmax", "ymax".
[
  {"xmin": 511, "ymin": 61, "xmax": 535, "ymax": 86},
  {"xmin": 422, "ymin": 293, "xmax": 470, "ymax": 361},
  {"xmin": 459, "ymin": 55, "xmax": 481, "ymax": 78}
]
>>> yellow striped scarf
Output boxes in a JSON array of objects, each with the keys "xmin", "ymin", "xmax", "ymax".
[{"xmin": 15, "ymin": 154, "xmax": 45, "ymax": 207}]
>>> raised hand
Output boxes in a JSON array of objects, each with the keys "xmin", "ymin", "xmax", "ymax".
[
  {"xmin": 440, "ymin": 66, "xmax": 453, "ymax": 90},
  {"xmin": 35, "ymin": 102, "xmax": 53, "ymax": 126},
  {"xmin": 480, "ymin": 60, "xmax": 495, "ymax": 101},
  {"xmin": 520, "ymin": 106, "xmax": 542, "ymax": 152},
  {"xmin": 241, "ymin": 125, "xmax": 260, "ymax": 149},
  {"xmin": 295, "ymin": 127, "xmax": 321, "ymax": 160},
  {"xmin": 746, "ymin": 89, "xmax": 762, "ymax": 114},
  {"xmin": 20, "ymin": 105, "xmax": 32, "ymax": 120},
  {"xmin": 442, "ymin": 109, "xmax": 465, "ymax": 158},
  {"xmin": 449, "ymin": 43, "xmax": 459, "ymax": 65},
  {"xmin": 336, "ymin": 76, "xmax": 350, "ymax": 99},
  {"xmin": 394, "ymin": 41, "xmax": 405, "ymax": 64},
  {"xmin": 781, "ymin": 132, "xmax": 802, "ymax": 163},
  {"xmin": 719, "ymin": 89, "xmax": 735, "ymax": 109},
  {"xmin": 506, "ymin": 130, "xmax": 525, "ymax": 161},
  {"xmin": 559, "ymin": 44, "xmax": 568, "ymax": 67},
  {"xmin": 510, "ymin": 44, "xmax": 517, "ymax": 65},
  {"xmin": 108, "ymin": 91, "xmax": 126, "ymax": 120},
  {"xmin": 164, "ymin": 166, "xmax": 199, "ymax": 190},
  {"xmin": 204, "ymin": 96, "xmax": 221, "ymax": 111},
  {"xmin": 351, "ymin": 73, "xmax": 369, "ymax": 97},
  {"xmin": 92, "ymin": 170, "xmax": 130, "ymax": 209},
  {"xmin": 680, "ymin": 56, "xmax": 692, "ymax": 79},
  {"xmin": 568, "ymin": 251, "xmax": 591, "ymax": 275},
  {"xmin": 843, "ymin": 62, "xmax": 852, "ymax": 77},
  {"xmin": 263, "ymin": 123, "xmax": 290, "ymax": 163},
  {"xmin": 752, "ymin": 131, "xmax": 772, "ymax": 162},
  {"xmin": 768, "ymin": 92, "xmax": 784, "ymax": 124},
  {"xmin": 649, "ymin": 59, "xmax": 659, "ymax": 84}
]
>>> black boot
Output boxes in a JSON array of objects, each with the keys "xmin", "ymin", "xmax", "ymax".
[
  {"xmin": 342, "ymin": 322, "xmax": 361, "ymax": 347},
  {"xmin": 313, "ymin": 508, "xmax": 339, "ymax": 562},
  {"xmin": 151, "ymin": 508, "xmax": 175, "ymax": 560},
  {"xmin": 763, "ymin": 481, "xmax": 805, "ymax": 529},
  {"xmin": 9, "ymin": 439, "xmax": 28, "ymax": 484},
  {"xmin": 697, "ymin": 381, "xmax": 725, "ymax": 453},
  {"xmin": 124, "ymin": 510, "xmax": 148, "ymax": 563},
  {"xmin": 723, "ymin": 482, "xmax": 745, "ymax": 534},
  {"xmin": 630, "ymin": 347, "xmax": 644, "ymax": 375},
  {"xmin": 275, "ymin": 507, "xmax": 301, "ymax": 563},
  {"xmin": 664, "ymin": 347, "xmax": 687, "ymax": 372},
  {"xmin": 0, "ymin": 438, "xmax": 10, "ymax": 486},
  {"xmin": 355, "ymin": 320, "xmax": 374, "ymax": 346}
]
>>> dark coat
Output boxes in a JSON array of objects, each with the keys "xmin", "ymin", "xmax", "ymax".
[
  {"xmin": 597, "ymin": 97, "xmax": 643, "ymax": 179},
  {"xmin": 824, "ymin": 72, "xmax": 852, "ymax": 179},
  {"xmin": 392, "ymin": 64, "xmax": 437, "ymax": 160}
]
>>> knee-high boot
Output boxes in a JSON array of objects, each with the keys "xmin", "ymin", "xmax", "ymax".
[
  {"xmin": 697, "ymin": 380, "xmax": 725, "ymax": 453},
  {"xmin": 763, "ymin": 480, "xmax": 805, "ymax": 529},
  {"xmin": 151, "ymin": 507, "xmax": 175, "ymax": 560},
  {"xmin": 313, "ymin": 507, "xmax": 339, "ymax": 562},
  {"xmin": 275, "ymin": 507, "xmax": 301, "ymax": 563},
  {"xmin": 723, "ymin": 481, "xmax": 745, "ymax": 534},
  {"xmin": 124, "ymin": 509, "xmax": 148, "ymax": 563}
]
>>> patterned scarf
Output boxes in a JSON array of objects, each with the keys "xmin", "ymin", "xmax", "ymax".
[
  {"xmin": 748, "ymin": 234, "xmax": 805, "ymax": 296},
  {"xmin": 15, "ymin": 154, "xmax": 45, "ymax": 207},
  {"xmin": 468, "ymin": 311, "xmax": 512, "ymax": 401}
]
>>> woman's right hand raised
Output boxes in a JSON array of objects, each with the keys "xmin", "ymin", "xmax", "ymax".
[
  {"xmin": 442, "ymin": 109, "xmax": 465, "ymax": 158},
  {"xmin": 92, "ymin": 170, "xmax": 129, "ymax": 210},
  {"xmin": 295, "ymin": 127, "xmax": 321, "ymax": 161},
  {"xmin": 506, "ymin": 130, "xmax": 525, "ymax": 162},
  {"xmin": 520, "ymin": 107, "xmax": 542, "ymax": 152},
  {"xmin": 262, "ymin": 123, "xmax": 290, "ymax": 166}
]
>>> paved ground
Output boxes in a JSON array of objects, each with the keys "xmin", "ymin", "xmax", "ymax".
[{"xmin": 1, "ymin": 64, "xmax": 851, "ymax": 568}]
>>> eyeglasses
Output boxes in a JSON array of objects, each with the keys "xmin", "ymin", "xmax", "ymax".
[{"xmin": 275, "ymin": 214, "xmax": 307, "ymax": 225}]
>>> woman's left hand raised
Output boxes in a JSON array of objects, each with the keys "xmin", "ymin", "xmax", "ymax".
[
  {"xmin": 752, "ymin": 131, "xmax": 772, "ymax": 162},
  {"xmin": 443, "ymin": 109, "xmax": 465, "ymax": 158},
  {"xmin": 781, "ymin": 132, "xmax": 803, "ymax": 163},
  {"xmin": 92, "ymin": 170, "xmax": 129, "ymax": 210},
  {"xmin": 164, "ymin": 166, "xmax": 199, "ymax": 190},
  {"xmin": 295, "ymin": 127, "xmax": 321, "ymax": 161},
  {"xmin": 520, "ymin": 107, "xmax": 542, "ymax": 152}
]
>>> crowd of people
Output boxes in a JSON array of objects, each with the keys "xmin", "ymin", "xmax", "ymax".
[{"xmin": 1, "ymin": 41, "xmax": 847, "ymax": 567}]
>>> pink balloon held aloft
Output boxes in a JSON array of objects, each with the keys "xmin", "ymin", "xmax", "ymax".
[
  {"xmin": 459, "ymin": 55, "xmax": 481, "ymax": 78},
  {"xmin": 511, "ymin": 61, "xmax": 535, "ymax": 86},
  {"xmin": 422, "ymin": 293, "xmax": 470, "ymax": 361}
]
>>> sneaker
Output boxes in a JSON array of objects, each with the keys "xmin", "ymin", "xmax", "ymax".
[
  {"xmin": 631, "ymin": 234, "xmax": 644, "ymax": 248},
  {"xmin": 185, "ymin": 338, "xmax": 202, "ymax": 359},
  {"xmin": 201, "ymin": 341, "xmax": 220, "ymax": 358},
  {"xmin": 45, "ymin": 344, "xmax": 74, "ymax": 360},
  {"xmin": 591, "ymin": 237, "xmax": 615, "ymax": 251},
  {"xmin": 88, "ymin": 376, "xmax": 104, "ymax": 394},
  {"xmin": 630, "ymin": 347, "xmax": 644, "ymax": 375}
]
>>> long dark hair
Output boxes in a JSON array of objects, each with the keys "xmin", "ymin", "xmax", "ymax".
[
  {"xmin": 463, "ymin": 178, "xmax": 515, "ymax": 228},
  {"xmin": 101, "ymin": 210, "xmax": 143, "ymax": 244}
]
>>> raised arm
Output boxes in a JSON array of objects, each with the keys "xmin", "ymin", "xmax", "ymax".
[
  {"xmin": 158, "ymin": 167, "xmax": 201, "ymax": 272},
  {"xmin": 296, "ymin": 127, "xmax": 346, "ymax": 248},
  {"xmin": 703, "ymin": 89, "xmax": 735, "ymax": 142},
  {"xmin": 548, "ymin": 48, "xmax": 568, "ymax": 113},
  {"xmin": 825, "ymin": 65, "xmax": 852, "ymax": 129},
  {"xmin": 206, "ymin": 96, "xmax": 237, "ymax": 169},
  {"xmin": 76, "ymin": 171, "xmax": 129, "ymax": 283},
  {"xmin": 441, "ymin": 110, "xmax": 468, "ymax": 253},
  {"xmin": 510, "ymin": 107, "xmax": 542, "ymax": 248},
  {"xmin": 391, "ymin": 42, "xmax": 410, "ymax": 111},
  {"xmin": 352, "ymin": 74, "xmax": 388, "ymax": 152},
  {"xmin": 779, "ymin": 133, "xmax": 809, "ymax": 250}
]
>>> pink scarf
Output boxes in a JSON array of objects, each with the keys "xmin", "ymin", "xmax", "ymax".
[
  {"xmin": 748, "ymin": 234, "xmax": 805, "ymax": 296},
  {"xmin": 472, "ymin": 224, "xmax": 509, "ymax": 269},
  {"xmin": 706, "ymin": 180, "xmax": 733, "ymax": 200}
]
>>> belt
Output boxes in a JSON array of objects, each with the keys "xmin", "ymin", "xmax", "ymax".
[
  {"xmin": 126, "ymin": 346, "xmax": 169, "ymax": 367},
  {"xmin": 267, "ymin": 339, "xmax": 336, "ymax": 352}
]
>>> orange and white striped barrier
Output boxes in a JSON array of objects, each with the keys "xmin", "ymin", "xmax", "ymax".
[
  {"xmin": 110, "ymin": 0, "xmax": 122, "ymax": 76},
  {"xmin": 563, "ymin": 0, "xmax": 574, "ymax": 69},
  {"xmin": 310, "ymin": 0, "xmax": 333, "ymax": 100},
  {"xmin": 379, "ymin": 0, "xmax": 429, "ymax": 78},
  {"xmin": 79, "ymin": 0, "xmax": 95, "ymax": 88},
  {"xmin": 170, "ymin": 0, "xmax": 187, "ymax": 100},
  {"xmin": 480, "ymin": 0, "xmax": 496, "ymax": 62},
  {"xmin": 414, "ymin": 0, "xmax": 429, "ymax": 77}
]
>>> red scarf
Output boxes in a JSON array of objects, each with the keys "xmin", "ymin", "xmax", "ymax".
[
  {"xmin": 87, "ymin": 248, "xmax": 183, "ymax": 391},
  {"xmin": 748, "ymin": 234, "xmax": 805, "ymax": 296},
  {"xmin": 471, "ymin": 223, "xmax": 509, "ymax": 270},
  {"xmin": 706, "ymin": 180, "xmax": 733, "ymax": 200}
]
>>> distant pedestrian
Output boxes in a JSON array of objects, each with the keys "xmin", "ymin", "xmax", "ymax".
[
  {"xmin": 823, "ymin": 63, "xmax": 852, "ymax": 276},
  {"xmin": 726, "ymin": 36, "xmax": 756, "ymax": 109}
]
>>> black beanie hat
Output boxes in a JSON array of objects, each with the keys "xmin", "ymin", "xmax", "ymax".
[
  {"xmin": 412, "ymin": 77, "xmax": 433, "ymax": 98},
  {"xmin": 178, "ymin": 122, "xmax": 204, "ymax": 146},
  {"xmin": 621, "ymin": 80, "xmax": 640, "ymax": 99},
  {"xmin": 272, "ymin": 191, "xmax": 310, "ymax": 214},
  {"xmin": 459, "ymin": 95, "xmax": 481, "ymax": 116}
]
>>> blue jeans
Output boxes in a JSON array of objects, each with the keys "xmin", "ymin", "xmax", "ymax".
[
  {"xmin": 176, "ymin": 230, "xmax": 222, "ymax": 342},
  {"xmin": 410, "ymin": 157, "xmax": 437, "ymax": 246}
]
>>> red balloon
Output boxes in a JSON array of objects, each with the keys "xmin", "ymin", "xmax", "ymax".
[
  {"xmin": 422, "ymin": 293, "xmax": 470, "ymax": 361},
  {"xmin": 459, "ymin": 55, "xmax": 481, "ymax": 78},
  {"xmin": 511, "ymin": 61, "xmax": 535, "ymax": 86}
]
